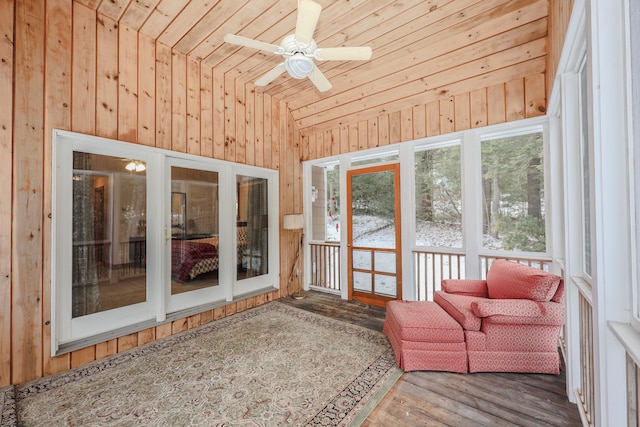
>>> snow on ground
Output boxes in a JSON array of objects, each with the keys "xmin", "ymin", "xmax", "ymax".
[
  {"xmin": 327, "ymin": 214, "xmax": 503, "ymax": 249},
  {"xmin": 327, "ymin": 214, "xmax": 464, "ymax": 248}
]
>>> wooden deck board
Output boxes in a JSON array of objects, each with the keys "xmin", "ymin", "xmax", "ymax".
[{"xmin": 280, "ymin": 290, "xmax": 581, "ymax": 427}]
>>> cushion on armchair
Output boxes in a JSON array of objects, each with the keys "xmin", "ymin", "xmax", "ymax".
[
  {"xmin": 471, "ymin": 299, "xmax": 547, "ymax": 318},
  {"xmin": 486, "ymin": 260, "xmax": 562, "ymax": 302},
  {"xmin": 434, "ymin": 292, "xmax": 483, "ymax": 331},
  {"xmin": 441, "ymin": 279, "xmax": 489, "ymax": 297},
  {"xmin": 473, "ymin": 300, "xmax": 565, "ymax": 326}
]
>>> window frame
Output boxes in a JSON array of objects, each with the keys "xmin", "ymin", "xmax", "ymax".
[
  {"xmin": 477, "ymin": 123, "xmax": 550, "ymax": 259},
  {"xmin": 627, "ymin": 0, "xmax": 640, "ymax": 325}
]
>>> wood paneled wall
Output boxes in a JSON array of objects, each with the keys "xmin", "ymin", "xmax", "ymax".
[
  {"xmin": 547, "ymin": 0, "xmax": 576, "ymax": 98},
  {"xmin": 300, "ymin": 73, "xmax": 547, "ymax": 160},
  {"xmin": 1, "ymin": 0, "xmax": 299, "ymax": 387}
]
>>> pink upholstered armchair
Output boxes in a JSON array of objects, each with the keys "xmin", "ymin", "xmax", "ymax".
[{"xmin": 434, "ymin": 260, "xmax": 565, "ymax": 374}]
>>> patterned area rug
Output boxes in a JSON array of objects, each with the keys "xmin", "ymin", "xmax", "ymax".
[
  {"xmin": 1, "ymin": 385, "xmax": 17, "ymax": 426},
  {"xmin": 15, "ymin": 302, "xmax": 400, "ymax": 426}
]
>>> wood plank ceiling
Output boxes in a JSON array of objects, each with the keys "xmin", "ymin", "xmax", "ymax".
[{"xmin": 77, "ymin": 0, "xmax": 548, "ymax": 135}]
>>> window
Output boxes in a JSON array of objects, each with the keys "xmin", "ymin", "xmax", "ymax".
[
  {"xmin": 71, "ymin": 152, "xmax": 147, "ymax": 317},
  {"xmin": 237, "ymin": 175, "xmax": 269, "ymax": 280},
  {"xmin": 480, "ymin": 128, "xmax": 546, "ymax": 253},
  {"xmin": 414, "ymin": 142, "xmax": 462, "ymax": 248},
  {"xmin": 579, "ymin": 61, "xmax": 594, "ymax": 278},
  {"xmin": 52, "ymin": 131, "xmax": 278, "ymax": 353},
  {"xmin": 310, "ymin": 162, "xmax": 341, "ymax": 242}
]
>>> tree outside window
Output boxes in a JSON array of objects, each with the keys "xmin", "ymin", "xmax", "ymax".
[
  {"xmin": 414, "ymin": 143, "xmax": 462, "ymax": 248},
  {"xmin": 481, "ymin": 131, "xmax": 546, "ymax": 253}
]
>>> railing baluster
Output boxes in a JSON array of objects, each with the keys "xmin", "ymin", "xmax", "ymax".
[
  {"xmin": 321, "ymin": 245, "xmax": 325, "ymax": 287},
  {"xmin": 628, "ymin": 354, "xmax": 640, "ymax": 427},
  {"xmin": 335, "ymin": 244, "xmax": 340, "ymax": 290}
]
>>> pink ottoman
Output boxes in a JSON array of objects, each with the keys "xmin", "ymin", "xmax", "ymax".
[{"xmin": 383, "ymin": 300, "xmax": 468, "ymax": 373}]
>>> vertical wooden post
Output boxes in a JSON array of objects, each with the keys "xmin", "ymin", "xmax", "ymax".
[
  {"xmin": 186, "ymin": 57, "xmax": 201, "ymax": 155},
  {"xmin": 0, "ymin": 0, "xmax": 15, "ymax": 387},
  {"xmin": 118, "ymin": 24, "xmax": 139, "ymax": 143},
  {"xmin": 155, "ymin": 42, "xmax": 172, "ymax": 150},
  {"xmin": 96, "ymin": 14, "xmax": 118, "ymax": 139},
  {"xmin": 71, "ymin": 3, "xmax": 96, "ymax": 135},
  {"xmin": 138, "ymin": 33, "xmax": 156, "ymax": 147},
  {"xmin": 12, "ymin": 0, "xmax": 46, "ymax": 385},
  {"xmin": 245, "ymin": 85, "xmax": 255, "ymax": 166},
  {"xmin": 254, "ymin": 90, "xmax": 264, "ymax": 167},
  {"xmin": 212, "ymin": 68, "xmax": 225, "ymax": 160},
  {"xmin": 234, "ymin": 80, "xmax": 245, "ymax": 163},
  {"xmin": 200, "ymin": 64, "xmax": 213, "ymax": 157},
  {"xmin": 171, "ymin": 50, "xmax": 187, "ymax": 153},
  {"xmin": 43, "ymin": 0, "xmax": 73, "ymax": 378}
]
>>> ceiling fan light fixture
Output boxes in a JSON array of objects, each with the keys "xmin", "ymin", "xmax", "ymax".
[
  {"xmin": 284, "ymin": 54, "xmax": 314, "ymax": 79},
  {"xmin": 126, "ymin": 160, "xmax": 146, "ymax": 172}
]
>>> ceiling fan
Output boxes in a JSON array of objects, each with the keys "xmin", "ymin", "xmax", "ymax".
[{"xmin": 224, "ymin": 0, "xmax": 372, "ymax": 92}]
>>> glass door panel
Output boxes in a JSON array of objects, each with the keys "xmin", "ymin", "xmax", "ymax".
[
  {"xmin": 169, "ymin": 166, "xmax": 219, "ymax": 295},
  {"xmin": 347, "ymin": 163, "xmax": 402, "ymax": 307},
  {"xmin": 237, "ymin": 175, "xmax": 269, "ymax": 280},
  {"xmin": 71, "ymin": 152, "xmax": 147, "ymax": 317}
]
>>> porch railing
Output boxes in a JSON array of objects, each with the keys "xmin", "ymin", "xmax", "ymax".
[
  {"xmin": 414, "ymin": 250, "xmax": 465, "ymax": 301},
  {"xmin": 308, "ymin": 243, "xmax": 553, "ymax": 301},
  {"xmin": 309, "ymin": 242, "xmax": 341, "ymax": 292},
  {"xmin": 575, "ymin": 278, "xmax": 595, "ymax": 426},
  {"xmin": 412, "ymin": 249, "xmax": 552, "ymax": 301}
]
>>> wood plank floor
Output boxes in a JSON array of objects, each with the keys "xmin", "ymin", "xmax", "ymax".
[{"xmin": 280, "ymin": 290, "xmax": 582, "ymax": 427}]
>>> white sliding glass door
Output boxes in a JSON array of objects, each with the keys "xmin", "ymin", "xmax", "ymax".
[{"xmin": 52, "ymin": 130, "xmax": 279, "ymax": 354}]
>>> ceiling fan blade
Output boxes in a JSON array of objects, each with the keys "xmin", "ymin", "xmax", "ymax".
[
  {"xmin": 224, "ymin": 34, "xmax": 282, "ymax": 54},
  {"xmin": 294, "ymin": 0, "xmax": 322, "ymax": 45},
  {"xmin": 255, "ymin": 63, "xmax": 287, "ymax": 86},
  {"xmin": 308, "ymin": 65, "xmax": 332, "ymax": 92},
  {"xmin": 315, "ymin": 46, "xmax": 373, "ymax": 61}
]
